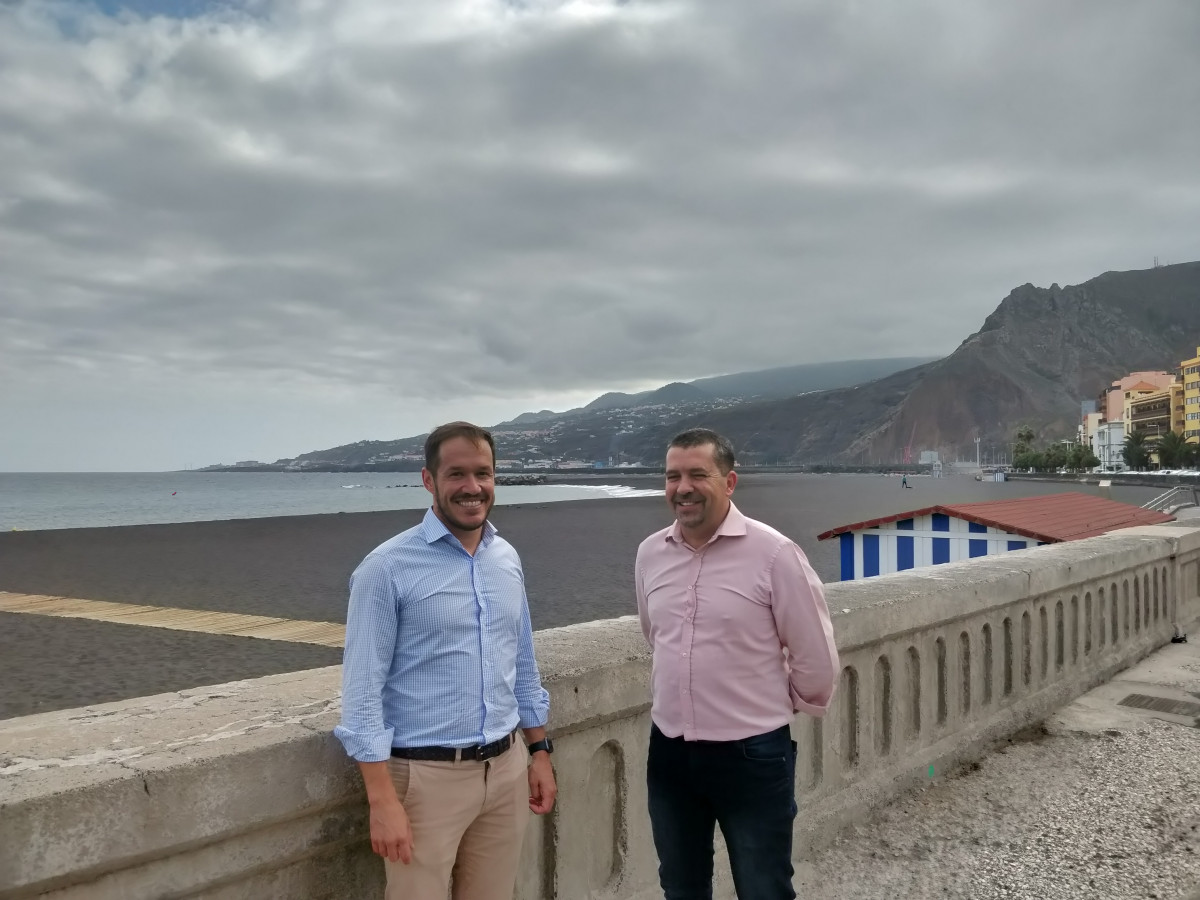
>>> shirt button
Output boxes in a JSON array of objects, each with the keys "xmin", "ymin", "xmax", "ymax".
[{"xmin": 681, "ymin": 652, "xmax": 688, "ymax": 657}]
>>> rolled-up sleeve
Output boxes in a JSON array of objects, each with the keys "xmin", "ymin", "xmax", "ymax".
[
  {"xmin": 769, "ymin": 541, "xmax": 840, "ymax": 716},
  {"xmin": 513, "ymin": 589, "xmax": 550, "ymax": 729},
  {"xmin": 334, "ymin": 555, "xmax": 400, "ymax": 762}
]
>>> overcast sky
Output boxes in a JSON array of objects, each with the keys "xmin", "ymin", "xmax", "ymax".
[{"xmin": 3, "ymin": 0, "xmax": 1198, "ymax": 471}]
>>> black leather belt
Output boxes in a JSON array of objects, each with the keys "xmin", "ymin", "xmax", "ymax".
[{"xmin": 391, "ymin": 733, "xmax": 514, "ymax": 762}]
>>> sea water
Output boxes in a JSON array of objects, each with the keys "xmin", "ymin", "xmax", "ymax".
[{"xmin": 0, "ymin": 471, "xmax": 662, "ymax": 531}]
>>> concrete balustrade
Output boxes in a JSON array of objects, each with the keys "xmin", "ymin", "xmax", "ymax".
[{"xmin": 3, "ymin": 523, "xmax": 1199, "ymax": 900}]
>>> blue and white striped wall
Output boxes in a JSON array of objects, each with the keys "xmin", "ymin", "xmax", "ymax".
[{"xmin": 837, "ymin": 513, "xmax": 1048, "ymax": 581}]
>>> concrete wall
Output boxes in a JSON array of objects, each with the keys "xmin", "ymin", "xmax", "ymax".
[{"xmin": 4, "ymin": 524, "xmax": 1200, "ymax": 900}]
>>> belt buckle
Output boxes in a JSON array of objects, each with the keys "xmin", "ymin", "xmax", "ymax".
[
  {"xmin": 480, "ymin": 736, "xmax": 505, "ymax": 761},
  {"xmin": 458, "ymin": 734, "xmax": 509, "ymax": 762}
]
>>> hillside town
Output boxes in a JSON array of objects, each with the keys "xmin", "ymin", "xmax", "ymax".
[
  {"xmin": 219, "ymin": 395, "xmax": 745, "ymax": 473},
  {"xmin": 211, "ymin": 345, "xmax": 1200, "ymax": 477}
]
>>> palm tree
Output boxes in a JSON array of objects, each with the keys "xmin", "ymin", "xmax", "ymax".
[
  {"xmin": 1013, "ymin": 425, "xmax": 1036, "ymax": 456},
  {"xmin": 1122, "ymin": 431, "xmax": 1151, "ymax": 471},
  {"xmin": 1156, "ymin": 431, "xmax": 1194, "ymax": 469}
]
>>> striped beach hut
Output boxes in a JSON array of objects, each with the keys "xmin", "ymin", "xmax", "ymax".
[{"xmin": 817, "ymin": 492, "xmax": 1173, "ymax": 581}]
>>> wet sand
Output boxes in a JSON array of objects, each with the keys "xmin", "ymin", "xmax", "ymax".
[{"xmin": 0, "ymin": 474, "xmax": 1164, "ymax": 718}]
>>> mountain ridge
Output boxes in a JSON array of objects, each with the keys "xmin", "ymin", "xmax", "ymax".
[
  {"xmin": 224, "ymin": 261, "xmax": 1200, "ymax": 470},
  {"xmin": 273, "ymin": 356, "xmax": 937, "ymax": 468},
  {"xmin": 488, "ymin": 356, "xmax": 939, "ymax": 429},
  {"xmin": 619, "ymin": 261, "xmax": 1200, "ymax": 464}
]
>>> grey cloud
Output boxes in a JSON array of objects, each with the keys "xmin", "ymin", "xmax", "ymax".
[{"xmin": 2, "ymin": 0, "xmax": 1199, "ymax": 469}]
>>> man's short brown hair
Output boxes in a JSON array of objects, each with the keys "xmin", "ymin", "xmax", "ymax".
[
  {"xmin": 668, "ymin": 428, "xmax": 736, "ymax": 474},
  {"xmin": 424, "ymin": 421, "xmax": 496, "ymax": 473}
]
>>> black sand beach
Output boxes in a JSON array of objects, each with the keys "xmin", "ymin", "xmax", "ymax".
[
  {"xmin": 0, "ymin": 495, "xmax": 669, "ymax": 628},
  {"xmin": 0, "ymin": 612, "xmax": 342, "ymax": 720},
  {"xmin": 0, "ymin": 474, "xmax": 1165, "ymax": 718}
]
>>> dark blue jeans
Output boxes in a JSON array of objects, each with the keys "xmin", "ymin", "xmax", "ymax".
[{"xmin": 647, "ymin": 723, "xmax": 798, "ymax": 900}]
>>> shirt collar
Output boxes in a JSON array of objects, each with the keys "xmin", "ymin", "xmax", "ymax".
[
  {"xmin": 666, "ymin": 500, "xmax": 747, "ymax": 546},
  {"xmin": 420, "ymin": 506, "xmax": 497, "ymax": 548}
]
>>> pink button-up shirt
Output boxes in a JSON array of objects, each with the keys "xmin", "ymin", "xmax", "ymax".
[{"xmin": 635, "ymin": 502, "xmax": 839, "ymax": 742}]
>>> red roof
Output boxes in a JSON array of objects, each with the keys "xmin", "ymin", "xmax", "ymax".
[{"xmin": 816, "ymin": 492, "xmax": 1174, "ymax": 545}]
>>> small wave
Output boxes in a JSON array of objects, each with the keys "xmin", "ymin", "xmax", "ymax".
[
  {"xmin": 551, "ymin": 483, "xmax": 663, "ymax": 499},
  {"xmin": 341, "ymin": 484, "xmax": 370, "ymax": 489}
]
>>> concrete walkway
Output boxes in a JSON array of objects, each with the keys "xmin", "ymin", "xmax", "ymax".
[
  {"xmin": 797, "ymin": 621, "xmax": 1200, "ymax": 900},
  {"xmin": 0, "ymin": 591, "xmax": 345, "ymax": 646}
]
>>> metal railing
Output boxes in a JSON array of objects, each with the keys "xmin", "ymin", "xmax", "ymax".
[{"xmin": 1142, "ymin": 485, "xmax": 1200, "ymax": 514}]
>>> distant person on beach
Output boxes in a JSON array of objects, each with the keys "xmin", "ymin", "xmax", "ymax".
[
  {"xmin": 901, "ymin": 474, "xmax": 909, "ymax": 488},
  {"xmin": 335, "ymin": 421, "xmax": 556, "ymax": 900},
  {"xmin": 635, "ymin": 428, "xmax": 839, "ymax": 900}
]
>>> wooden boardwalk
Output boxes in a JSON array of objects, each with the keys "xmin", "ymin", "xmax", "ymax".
[{"xmin": 0, "ymin": 591, "xmax": 345, "ymax": 647}]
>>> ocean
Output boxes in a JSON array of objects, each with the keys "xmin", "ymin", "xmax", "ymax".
[{"xmin": 0, "ymin": 471, "xmax": 662, "ymax": 532}]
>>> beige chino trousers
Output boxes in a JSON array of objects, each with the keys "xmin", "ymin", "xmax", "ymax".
[{"xmin": 384, "ymin": 740, "xmax": 531, "ymax": 900}]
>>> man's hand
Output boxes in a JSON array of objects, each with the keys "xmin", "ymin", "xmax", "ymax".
[
  {"xmin": 369, "ymin": 798, "xmax": 414, "ymax": 864},
  {"xmin": 528, "ymin": 752, "xmax": 557, "ymax": 815}
]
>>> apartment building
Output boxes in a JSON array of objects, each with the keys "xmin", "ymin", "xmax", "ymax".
[
  {"xmin": 1099, "ymin": 371, "xmax": 1177, "ymax": 423},
  {"xmin": 1122, "ymin": 381, "xmax": 1173, "ymax": 436},
  {"xmin": 1128, "ymin": 384, "xmax": 1186, "ymax": 468},
  {"xmin": 1183, "ymin": 346, "xmax": 1200, "ymax": 443}
]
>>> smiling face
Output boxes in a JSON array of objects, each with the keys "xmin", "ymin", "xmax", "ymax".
[
  {"xmin": 664, "ymin": 442, "xmax": 737, "ymax": 547},
  {"xmin": 422, "ymin": 436, "xmax": 495, "ymax": 548}
]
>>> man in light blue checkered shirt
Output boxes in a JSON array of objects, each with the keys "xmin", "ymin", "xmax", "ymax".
[{"xmin": 335, "ymin": 421, "xmax": 556, "ymax": 900}]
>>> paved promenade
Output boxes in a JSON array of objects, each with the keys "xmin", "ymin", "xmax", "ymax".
[{"xmin": 798, "ymin": 627, "xmax": 1200, "ymax": 900}]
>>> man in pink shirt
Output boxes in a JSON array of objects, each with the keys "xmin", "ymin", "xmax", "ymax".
[{"xmin": 635, "ymin": 428, "xmax": 839, "ymax": 900}]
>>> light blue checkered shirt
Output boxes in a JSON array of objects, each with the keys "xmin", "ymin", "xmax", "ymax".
[{"xmin": 334, "ymin": 508, "xmax": 550, "ymax": 763}]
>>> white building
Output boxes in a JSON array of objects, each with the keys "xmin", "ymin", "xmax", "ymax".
[
  {"xmin": 1093, "ymin": 420, "xmax": 1127, "ymax": 471},
  {"xmin": 818, "ymin": 493, "xmax": 1170, "ymax": 581}
]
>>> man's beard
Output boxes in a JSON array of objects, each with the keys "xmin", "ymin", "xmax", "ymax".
[{"xmin": 435, "ymin": 492, "xmax": 491, "ymax": 531}]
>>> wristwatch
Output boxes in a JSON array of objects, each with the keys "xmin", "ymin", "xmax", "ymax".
[{"xmin": 527, "ymin": 737, "xmax": 554, "ymax": 755}]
